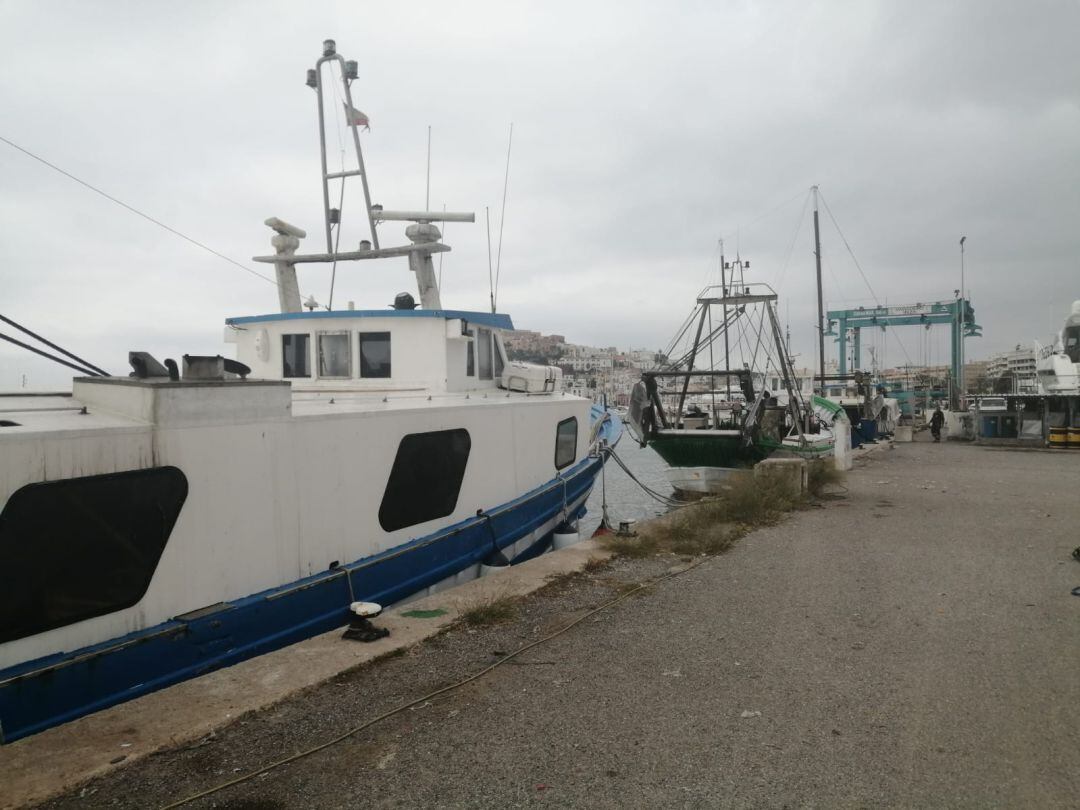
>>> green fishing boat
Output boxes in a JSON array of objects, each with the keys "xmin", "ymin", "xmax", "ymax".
[{"xmin": 627, "ymin": 282, "xmax": 836, "ymax": 494}]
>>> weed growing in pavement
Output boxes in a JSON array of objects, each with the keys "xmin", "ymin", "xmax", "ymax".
[{"xmin": 458, "ymin": 590, "xmax": 519, "ymax": 627}]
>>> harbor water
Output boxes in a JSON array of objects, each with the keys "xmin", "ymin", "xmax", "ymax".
[{"xmin": 580, "ymin": 440, "xmax": 674, "ymax": 536}]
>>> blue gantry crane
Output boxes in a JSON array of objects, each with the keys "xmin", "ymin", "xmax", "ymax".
[{"xmin": 824, "ymin": 299, "xmax": 981, "ymax": 385}]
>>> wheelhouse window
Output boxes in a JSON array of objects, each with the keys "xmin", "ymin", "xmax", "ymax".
[
  {"xmin": 0, "ymin": 467, "xmax": 188, "ymax": 644},
  {"xmin": 477, "ymin": 327, "xmax": 494, "ymax": 380},
  {"xmin": 555, "ymin": 417, "xmax": 578, "ymax": 470},
  {"xmin": 359, "ymin": 331, "xmax": 391, "ymax": 378},
  {"xmin": 1065, "ymin": 326, "xmax": 1080, "ymax": 363},
  {"xmin": 318, "ymin": 331, "xmax": 351, "ymax": 378},
  {"xmin": 493, "ymin": 333, "xmax": 505, "ymax": 379},
  {"xmin": 378, "ymin": 429, "xmax": 471, "ymax": 532},
  {"xmin": 466, "ymin": 331, "xmax": 475, "ymax": 376},
  {"xmin": 282, "ymin": 333, "xmax": 310, "ymax": 378}
]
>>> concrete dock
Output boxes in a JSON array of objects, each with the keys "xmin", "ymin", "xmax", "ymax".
[{"xmin": 14, "ymin": 436, "xmax": 1080, "ymax": 808}]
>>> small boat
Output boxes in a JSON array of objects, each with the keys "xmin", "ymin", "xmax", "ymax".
[{"xmin": 0, "ymin": 39, "xmax": 621, "ymax": 743}]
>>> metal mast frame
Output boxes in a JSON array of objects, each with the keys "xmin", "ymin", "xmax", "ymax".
[{"xmin": 310, "ymin": 39, "xmax": 380, "ymax": 252}]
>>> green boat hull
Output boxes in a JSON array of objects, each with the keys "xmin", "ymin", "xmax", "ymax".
[
  {"xmin": 649, "ymin": 432, "xmax": 833, "ymax": 468},
  {"xmin": 648, "ymin": 434, "xmax": 768, "ymax": 469}
]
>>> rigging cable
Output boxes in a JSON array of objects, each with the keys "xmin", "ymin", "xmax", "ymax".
[
  {"xmin": 0, "ymin": 332, "xmax": 102, "ymax": 377},
  {"xmin": 818, "ymin": 190, "xmax": 914, "ymax": 369},
  {"xmin": 0, "ymin": 313, "xmax": 109, "ymax": 376},
  {"xmin": 770, "ymin": 190, "xmax": 811, "ymax": 295},
  {"xmin": 0, "ymin": 135, "xmax": 278, "ymax": 287},
  {"xmin": 718, "ymin": 187, "xmax": 808, "ymax": 250}
]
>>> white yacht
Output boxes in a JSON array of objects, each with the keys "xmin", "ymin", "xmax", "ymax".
[{"xmin": 1036, "ymin": 299, "xmax": 1080, "ymax": 395}]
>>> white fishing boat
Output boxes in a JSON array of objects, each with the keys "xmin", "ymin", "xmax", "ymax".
[{"xmin": 0, "ymin": 40, "xmax": 621, "ymax": 743}]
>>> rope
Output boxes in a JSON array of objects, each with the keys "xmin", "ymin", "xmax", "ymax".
[
  {"xmin": 0, "ymin": 332, "xmax": 101, "ymax": 377},
  {"xmin": 0, "ymin": 313, "xmax": 109, "ymax": 375},
  {"xmin": 604, "ymin": 446, "xmax": 682, "ymax": 507},
  {"xmin": 0, "ymin": 134, "xmax": 278, "ymax": 287},
  {"xmin": 162, "ymin": 552, "xmax": 715, "ymax": 809}
]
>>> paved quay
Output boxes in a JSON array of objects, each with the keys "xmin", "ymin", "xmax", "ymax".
[{"xmin": 29, "ymin": 437, "xmax": 1080, "ymax": 807}]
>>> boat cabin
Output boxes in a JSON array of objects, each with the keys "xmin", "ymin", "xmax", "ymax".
[{"xmin": 225, "ymin": 308, "xmax": 512, "ymax": 393}]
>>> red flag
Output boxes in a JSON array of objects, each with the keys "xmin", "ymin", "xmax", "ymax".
[{"xmin": 344, "ymin": 102, "xmax": 370, "ymax": 131}]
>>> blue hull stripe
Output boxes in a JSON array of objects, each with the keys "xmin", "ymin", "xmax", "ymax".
[{"xmin": 0, "ymin": 411, "xmax": 620, "ymax": 744}]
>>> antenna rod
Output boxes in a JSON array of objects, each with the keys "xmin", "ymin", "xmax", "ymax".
[
  {"xmin": 425, "ymin": 125, "xmax": 431, "ymax": 210},
  {"xmin": 494, "ymin": 123, "xmax": 513, "ymax": 312},
  {"xmin": 486, "ymin": 207, "xmax": 495, "ymax": 314},
  {"xmin": 812, "ymin": 185, "xmax": 825, "ymax": 394}
]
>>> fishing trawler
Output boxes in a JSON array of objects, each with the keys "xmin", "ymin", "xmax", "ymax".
[
  {"xmin": 0, "ymin": 40, "xmax": 621, "ymax": 743},
  {"xmin": 626, "ymin": 281, "xmax": 834, "ymax": 494}
]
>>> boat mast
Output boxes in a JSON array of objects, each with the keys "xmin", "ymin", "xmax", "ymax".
[
  {"xmin": 720, "ymin": 240, "xmax": 731, "ymax": 402},
  {"xmin": 310, "ymin": 39, "xmax": 380, "ymax": 253},
  {"xmin": 812, "ymin": 185, "xmax": 825, "ymax": 395}
]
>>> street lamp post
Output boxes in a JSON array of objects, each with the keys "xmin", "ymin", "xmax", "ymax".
[{"xmin": 959, "ymin": 236, "xmax": 967, "ymax": 406}]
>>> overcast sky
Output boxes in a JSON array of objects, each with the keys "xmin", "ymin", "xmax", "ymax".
[{"xmin": 2, "ymin": 0, "xmax": 1077, "ymax": 389}]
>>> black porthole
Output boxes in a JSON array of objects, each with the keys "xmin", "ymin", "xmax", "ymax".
[
  {"xmin": 0, "ymin": 466, "xmax": 188, "ymax": 644},
  {"xmin": 378, "ymin": 429, "xmax": 471, "ymax": 532}
]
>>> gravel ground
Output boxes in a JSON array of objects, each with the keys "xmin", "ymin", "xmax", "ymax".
[{"xmin": 39, "ymin": 437, "xmax": 1080, "ymax": 809}]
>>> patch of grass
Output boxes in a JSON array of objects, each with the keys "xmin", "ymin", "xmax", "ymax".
[
  {"xmin": 719, "ymin": 471, "xmax": 798, "ymax": 524},
  {"xmin": 807, "ymin": 459, "xmax": 846, "ymax": 497},
  {"xmin": 458, "ymin": 591, "xmax": 519, "ymax": 627},
  {"xmin": 601, "ymin": 469, "xmax": 815, "ymax": 560}
]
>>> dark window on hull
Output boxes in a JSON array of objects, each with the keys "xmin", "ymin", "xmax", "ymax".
[
  {"xmin": 555, "ymin": 417, "xmax": 578, "ymax": 470},
  {"xmin": 379, "ymin": 430, "xmax": 471, "ymax": 532},
  {"xmin": 0, "ymin": 467, "xmax": 188, "ymax": 644}
]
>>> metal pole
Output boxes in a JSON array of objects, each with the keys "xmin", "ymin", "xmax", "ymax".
[
  {"xmin": 678, "ymin": 305, "xmax": 709, "ymax": 424},
  {"xmin": 959, "ymin": 235, "xmax": 967, "ymax": 405},
  {"xmin": 720, "ymin": 240, "xmax": 731, "ymax": 402},
  {"xmin": 708, "ymin": 305, "xmax": 716, "ymax": 426},
  {"xmin": 813, "ymin": 185, "xmax": 825, "ymax": 394},
  {"xmin": 315, "ymin": 62, "xmax": 333, "ymax": 253},
  {"xmin": 340, "ymin": 57, "xmax": 380, "ymax": 250}
]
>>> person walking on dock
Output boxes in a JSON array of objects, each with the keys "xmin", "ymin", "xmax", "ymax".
[{"xmin": 930, "ymin": 406, "xmax": 945, "ymax": 442}]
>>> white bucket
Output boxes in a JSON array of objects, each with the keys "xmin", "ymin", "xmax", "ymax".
[{"xmin": 893, "ymin": 425, "xmax": 913, "ymax": 443}]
